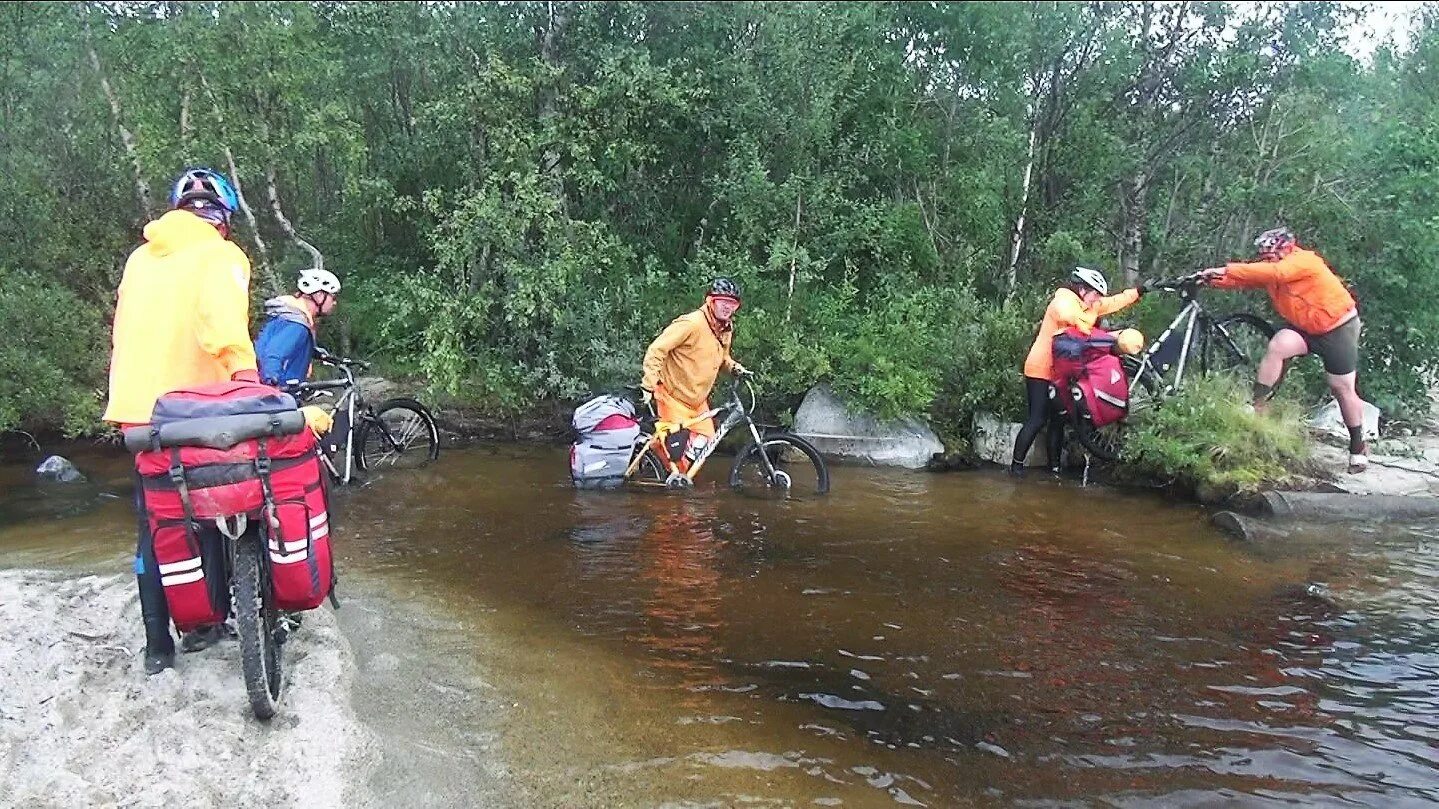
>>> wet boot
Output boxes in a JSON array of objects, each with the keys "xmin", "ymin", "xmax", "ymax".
[
  {"xmin": 1007, "ymin": 461, "xmax": 1026, "ymax": 479},
  {"xmin": 180, "ymin": 622, "xmax": 232, "ymax": 654},
  {"xmin": 143, "ymin": 618, "xmax": 176, "ymax": 676}
]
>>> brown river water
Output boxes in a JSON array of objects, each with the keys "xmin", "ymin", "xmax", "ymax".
[{"xmin": 2, "ymin": 444, "xmax": 1437, "ymax": 807}]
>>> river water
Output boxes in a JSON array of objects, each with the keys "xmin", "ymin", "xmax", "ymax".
[{"xmin": 2, "ymin": 445, "xmax": 1436, "ymax": 806}]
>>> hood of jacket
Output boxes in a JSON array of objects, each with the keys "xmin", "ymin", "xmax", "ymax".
[
  {"xmin": 139, "ymin": 209, "xmax": 225, "ymax": 258},
  {"xmin": 263, "ymin": 294, "xmax": 315, "ymax": 329}
]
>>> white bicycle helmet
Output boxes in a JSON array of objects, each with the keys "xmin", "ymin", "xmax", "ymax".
[
  {"xmin": 1070, "ymin": 266, "xmax": 1109, "ymax": 296},
  {"xmin": 297, "ymin": 268, "xmax": 341, "ymax": 295}
]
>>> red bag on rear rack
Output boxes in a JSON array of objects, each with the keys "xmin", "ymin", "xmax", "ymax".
[
  {"xmin": 1051, "ymin": 328, "xmax": 1129, "ymax": 428},
  {"xmin": 129, "ymin": 382, "xmax": 335, "ymax": 627}
]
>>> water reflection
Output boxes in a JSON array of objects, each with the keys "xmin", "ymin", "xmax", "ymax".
[{"xmin": 4, "ymin": 446, "xmax": 1438, "ymax": 806}]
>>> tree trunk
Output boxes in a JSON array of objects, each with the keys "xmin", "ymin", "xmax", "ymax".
[
  {"xmin": 84, "ymin": 30, "xmax": 151, "ymax": 220},
  {"xmin": 1118, "ymin": 173, "xmax": 1148, "ymax": 285},
  {"xmin": 785, "ymin": 191, "xmax": 802, "ymax": 323},
  {"xmin": 1007, "ymin": 103, "xmax": 1040, "ymax": 297},
  {"xmin": 536, "ymin": 1, "xmax": 570, "ymax": 220},
  {"xmin": 179, "ymin": 87, "xmax": 193, "ymax": 161},
  {"xmin": 197, "ymin": 73, "xmax": 276, "ymax": 291},
  {"xmin": 265, "ymin": 163, "xmax": 325, "ymax": 275}
]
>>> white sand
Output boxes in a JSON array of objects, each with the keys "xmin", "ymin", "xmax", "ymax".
[{"xmin": 0, "ymin": 570, "xmax": 381, "ymax": 809}]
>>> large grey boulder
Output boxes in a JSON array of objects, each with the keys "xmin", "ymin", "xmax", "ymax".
[
  {"xmin": 972, "ymin": 412, "xmax": 1048, "ymax": 467},
  {"xmin": 35, "ymin": 455, "xmax": 87, "ymax": 484},
  {"xmin": 1309, "ymin": 398, "xmax": 1380, "ymax": 442},
  {"xmin": 790, "ymin": 385, "xmax": 943, "ymax": 469}
]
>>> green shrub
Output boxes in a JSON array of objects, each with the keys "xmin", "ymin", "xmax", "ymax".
[
  {"xmin": 0, "ymin": 268, "xmax": 106, "ymax": 436},
  {"xmin": 930, "ymin": 293, "xmax": 1038, "ymax": 440},
  {"xmin": 1122, "ymin": 374, "xmax": 1312, "ymax": 491}
]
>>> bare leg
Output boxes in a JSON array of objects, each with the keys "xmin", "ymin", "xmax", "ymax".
[
  {"xmin": 1254, "ymin": 329, "xmax": 1308, "ymax": 411},
  {"xmin": 1328, "ymin": 371, "xmax": 1364, "ymax": 428}
]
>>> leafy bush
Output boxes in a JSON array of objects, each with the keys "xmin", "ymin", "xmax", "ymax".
[
  {"xmin": 931, "ymin": 294, "xmax": 1037, "ymax": 438},
  {"xmin": 1122, "ymin": 374, "xmax": 1312, "ymax": 491},
  {"xmin": 0, "ymin": 269, "xmax": 106, "ymax": 436}
]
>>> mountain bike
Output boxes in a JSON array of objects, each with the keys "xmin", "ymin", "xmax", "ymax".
[
  {"xmin": 1062, "ymin": 272, "xmax": 1275, "ymax": 461},
  {"xmin": 291, "ymin": 348, "xmax": 440, "ymax": 484},
  {"xmin": 624, "ymin": 375, "xmax": 830, "ymax": 497}
]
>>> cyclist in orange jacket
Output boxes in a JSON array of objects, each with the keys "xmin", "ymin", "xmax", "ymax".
[
  {"xmin": 1011, "ymin": 267, "xmax": 1143, "ymax": 477},
  {"xmin": 640, "ymin": 278, "xmax": 750, "ymax": 472},
  {"xmin": 1201, "ymin": 227, "xmax": 1367, "ymax": 472}
]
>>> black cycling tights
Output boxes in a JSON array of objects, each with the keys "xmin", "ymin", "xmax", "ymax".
[{"xmin": 1011, "ymin": 376, "xmax": 1064, "ymax": 469}]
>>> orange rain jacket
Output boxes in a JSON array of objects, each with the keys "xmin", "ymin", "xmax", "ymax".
[
  {"xmin": 1023, "ymin": 286, "xmax": 1141, "ymax": 381},
  {"xmin": 103, "ymin": 210, "xmax": 257, "ymax": 424},
  {"xmin": 1211, "ymin": 247, "xmax": 1356, "ymax": 336},
  {"xmin": 641, "ymin": 308, "xmax": 736, "ymax": 410}
]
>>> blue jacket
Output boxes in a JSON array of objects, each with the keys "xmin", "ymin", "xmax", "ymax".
[{"xmin": 255, "ymin": 295, "xmax": 316, "ymax": 389}]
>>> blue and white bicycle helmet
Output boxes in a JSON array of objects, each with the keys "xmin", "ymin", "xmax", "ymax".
[{"xmin": 169, "ymin": 168, "xmax": 240, "ymax": 214}]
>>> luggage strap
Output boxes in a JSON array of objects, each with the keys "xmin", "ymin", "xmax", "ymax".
[
  {"xmin": 167, "ymin": 448, "xmax": 201, "ymax": 556},
  {"xmin": 255, "ymin": 438, "xmax": 278, "ymax": 525}
]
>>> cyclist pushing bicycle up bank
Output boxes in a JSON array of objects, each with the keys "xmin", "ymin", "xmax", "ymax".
[
  {"xmin": 1199, "ymin": 227, "xmax": 1368, "ymax": 473},
  {"xmin": 1010, "ymin": 267, "xmax": 1145, "ymax": 477}
]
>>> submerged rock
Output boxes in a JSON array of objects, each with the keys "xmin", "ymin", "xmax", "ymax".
[
  {"xmin": 790, "ymin": 385, "xmax": 943, "ymax": 469},
  {"xmin": 35, "ymin": 455, "xmax": 86, "ymax": 484}
]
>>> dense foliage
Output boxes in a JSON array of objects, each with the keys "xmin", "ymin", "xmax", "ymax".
[{"xmin": 1, "ymin": 2, "xmax": 1436, "ymax": 438}]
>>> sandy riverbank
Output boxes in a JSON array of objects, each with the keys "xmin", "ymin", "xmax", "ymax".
[{"xmin": 0, "ymin": 569, "xmax": 514, "ymax": 809}]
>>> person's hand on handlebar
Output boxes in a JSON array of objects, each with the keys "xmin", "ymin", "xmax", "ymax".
[
  {"xmin": 731, "ymin": 362, "xmax": 752, "ymax": 378},
  {"xmin": 1198, "ymin": 266, "xmax": 1226, "ymax": 284}
]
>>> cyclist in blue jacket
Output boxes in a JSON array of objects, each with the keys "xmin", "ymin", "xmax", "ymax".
[{"xmin": 256, "ymin": 268, "xmax": 341, "ymax": 389}]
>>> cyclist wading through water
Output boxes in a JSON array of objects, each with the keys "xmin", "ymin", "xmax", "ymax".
[
  {"xmin": 1011, "ymin": 267, "xmax": 1144, "ymax": 477},
  {"xmin": 1200, "ymin": 227, "xmax": 1369, "ymax": 472},
  {"xmin": 640, "ymin": 278, "xmax": 751, "ymax": 472},
  {"xmin": 104, "ymin": 168, "xmax": 259, "ymax": 675},
  {"xmin": 256, "ymin": 268, "xmax": 342, "ymax": 389}
]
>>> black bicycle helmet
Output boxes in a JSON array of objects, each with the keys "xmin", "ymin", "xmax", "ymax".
[{"xmin": 709, "ymin": 277, "xmax": 742, "ymax": 299}]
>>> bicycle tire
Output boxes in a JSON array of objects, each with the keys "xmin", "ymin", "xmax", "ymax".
[
  {"xmin": 1122, "ymin": 354, "xmax": 1161, "ymax": 416},
  {"xmin": 234, "ymin": 533, "xmax": 282, "ymax": 721},
  {"xmin": 1063, "ymin": 382, "xmax": 1128, "ymax": 463},
  {"xmin": 356, "ymin": 398, "xmax": 440, "ymax": 472},
  {"xmin": 729, "ymin": 433, "xmax": 830, "ymax": 496},
  {"xmin": 629, "ymin": 442, "xmax": 669, "ymax": 485},
  {"xmin": 1201, "ymin": 313, "xmax": 1275, "ymax": 380}
]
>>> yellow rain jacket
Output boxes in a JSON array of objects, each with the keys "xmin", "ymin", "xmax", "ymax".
[
  {"xmin": 103, "ymin": 210, "xmax": 257, "ymax": 424},
  {"xmin": 641, "ymin": 308, "xmax": 736, "ymax": 410}
]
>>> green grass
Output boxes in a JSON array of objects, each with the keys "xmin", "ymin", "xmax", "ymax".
[{"xmin": 1122, "ymin": 374, "xmax": 1314, "ymax": 492}]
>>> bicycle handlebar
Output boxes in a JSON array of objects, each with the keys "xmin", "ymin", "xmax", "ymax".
[
  {"xmin": 314, "ymin": 347, "xmax": 370, "ymax": 371},
  {"xmin": 292, "ymin": 379, "xmax": 351, "ymax": 393},
  {"xmin": 1150, "ymin": 271, "xmax": 1212, "ymax": 292}
]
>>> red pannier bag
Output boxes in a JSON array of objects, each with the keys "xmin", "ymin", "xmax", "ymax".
[
  {"xmin": 1051, "ymin": 327, "xmax": 1129, "ymax": 428},
  {"xmin": 128, "ymin": 381, "xmax": 335, "ymax": 629}
]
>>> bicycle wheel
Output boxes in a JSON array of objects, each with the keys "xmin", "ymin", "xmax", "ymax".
[
  {"xmin": 1122, "ymin": 355, "xmax": 1161, "ymax": 418},
  {"xmin": 1202, "ymin": 314, "xmax": 1275, "ymax": 380},
  {"xmin": 357, "ymin": 398, "xmax": 440, "ymax": 472},
  {"xmin": 233, "ymin": 533, "xmax": 282, "ymax": 721},
  {"xmin": 729, "ymin": 433, "xmax": 830, "ymax": 497},
  {"xmin": 630, "ymin": 442, "xmax": 670, "ymax": 485},
  {"xmin": 1064, "ymin": 384, "xmax": 1127, "ymax": 462}
]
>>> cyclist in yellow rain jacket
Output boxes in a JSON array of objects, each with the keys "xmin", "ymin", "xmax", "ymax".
[{"xmin": 105, "ymin": 168, "xmax": 259, "ymax": 675}]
